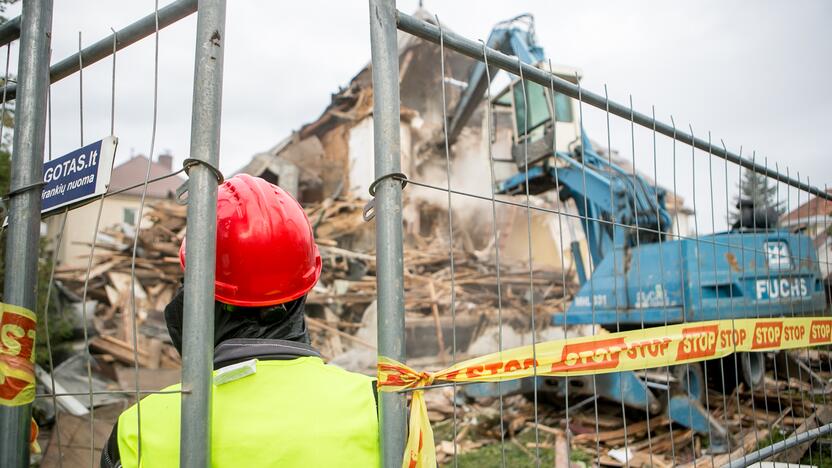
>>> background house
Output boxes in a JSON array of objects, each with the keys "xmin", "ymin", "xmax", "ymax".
[
  {"xmin": 781, "ymin": 188, "xmax": 832, "ymax": 284},
  {"xmin": 45, "ymin": 153, "xmax": 185, "ymax": 267}
]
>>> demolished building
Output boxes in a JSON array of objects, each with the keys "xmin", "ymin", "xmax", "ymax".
[{"xmin": 237, "ymin": 12, "xmax": 693, "ymax": 360}]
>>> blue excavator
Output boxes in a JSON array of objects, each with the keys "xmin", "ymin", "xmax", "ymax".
[{"xmin": 448, "ymin": 14, "xmax": 829, "ymax": 452}]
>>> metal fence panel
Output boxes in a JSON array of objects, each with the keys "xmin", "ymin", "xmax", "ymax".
[
  {"xmin": 368, "ymin": 8, "xmax": 832, "ymax": 468},
  {"xmin": 0, "ymin": 0, "xmax": 53, "ymax": 465}
]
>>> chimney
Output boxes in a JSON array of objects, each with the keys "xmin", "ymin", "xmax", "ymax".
[{"xmin": 157, "ymin": 153, "xmax": 173, "ymax": 171}]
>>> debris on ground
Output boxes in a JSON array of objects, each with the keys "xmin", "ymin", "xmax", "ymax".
[
  {"xmin": 38, "ymin": 198, "xmax": 832, "ymax": 466},
  {"xmin": 422, "ymin": 360, "xmax": 832, "ymax": 467},
  {"xmin": 53, "ymin": 202, "xmax": 185, "ymax": 369}
]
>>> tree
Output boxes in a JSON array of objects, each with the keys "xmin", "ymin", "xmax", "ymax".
[{"xmin": 732, "ymin": 169, "xmax": 784, "ymax": 225}]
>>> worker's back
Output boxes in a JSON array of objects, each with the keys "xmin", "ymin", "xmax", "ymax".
[
  {"xmin": 102, "ymin": 177, "xmax": 379, "ymax": 467},
  {"xmin": 114, "ymin": 353, "xmax": 379, "ymax": 467}
]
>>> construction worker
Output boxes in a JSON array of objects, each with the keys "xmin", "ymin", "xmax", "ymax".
[{"xmin": 101, "ymin": 174, "xmax": 380, "ymax": 467}]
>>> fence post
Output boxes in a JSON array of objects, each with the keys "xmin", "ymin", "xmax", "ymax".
[
  {"xmin": 0, "ymin": 1, "xmax": 53, "ymax": 466},
  {"xmin": 179, "ymin": 0, "xmax": 226, "ymax": 466},
  {"xmin": 368, "ymin": 0, "xmax": 407, "ymax": 465}
]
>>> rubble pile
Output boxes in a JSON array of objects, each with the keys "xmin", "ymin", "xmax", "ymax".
[
  {"xmin": 53, "ymin": 202, "xmax": 186, "ymax": 370},
  {"xmin": 302, "ymin": 196, "xmax": 579, "ymax": 361},
  {"xmin": 46, "ymin": 198, "xmax": 832, "ymax": 467},
  {"xmin": 52, "ymin": 197, "xmax": 578, "ymax": 370},
  {"xmin": 423, "ymin": 351, "xmax": 832, "ymax": 467}
]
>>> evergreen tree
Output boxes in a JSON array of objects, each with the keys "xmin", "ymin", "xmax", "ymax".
[{"xmin": 732, "ymin": 169, "xmax": 784, "ymax": 224}]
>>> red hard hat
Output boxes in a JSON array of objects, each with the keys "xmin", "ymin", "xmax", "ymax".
[{"xmin": 179, "ymin": 174, "xmax": 322, "ymax": 307}]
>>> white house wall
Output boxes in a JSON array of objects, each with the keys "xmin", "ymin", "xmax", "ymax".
[
  {"xmin": 45, "ymin": 194, "xmax": 167, "ymax": 268},
  {"xmin": 348, "ymin": 116, "xmax": 413, "ymax": 200}
]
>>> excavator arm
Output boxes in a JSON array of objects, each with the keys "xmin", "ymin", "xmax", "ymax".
[
  {"xmin": 446, "ymin": 14, "xmax": 545, "ymax": 146},
  {"xmin": 447, "ymin": 14, "xmax": 672, "ymax": 270},
  {"xmin": 498, "ymin": 133, "xmax": 673, "ymax": 269}
]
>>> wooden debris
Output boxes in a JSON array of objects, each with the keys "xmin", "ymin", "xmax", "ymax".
[
  {"xmin": 88, "ymin": 335, "xmax": 175, "ymax": 369},
  {"xmin": 776, "ymin": 406, "xmax": 832, "ymax": 463},
  {"xmin": 554, "ymin": 427, "xmax": 569, "ymax": 468},
  {"xmin": 686, "ymin": 427, "xmax": 770, "ymax": 468},
  {"xmin": 45, "ymin": 197, "xmax": 831, "ymax": 468},
  {"xmin": 39, "ymin": 404, "xmax": 122, "ymax": 468}
]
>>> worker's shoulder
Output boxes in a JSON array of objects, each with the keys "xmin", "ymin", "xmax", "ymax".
[
  {"xmin": 260, "ymin": 356, "xmax": 374, "ymax": 382},
  {"xmin": 119, "ymin": 382, "xmax": 183, "ymax": 425},
  {"xmin": 320, "ymin": 360, "xmax": 376, "ymax": 383}
]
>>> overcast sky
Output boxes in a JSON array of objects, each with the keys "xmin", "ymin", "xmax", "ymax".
[{"xmin": 5, "ymin": 1, "xmax": 831, "ymax": 232}]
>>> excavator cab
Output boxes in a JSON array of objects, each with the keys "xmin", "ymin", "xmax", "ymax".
[{"xmin": 491, "ymin": 69, "xmax": 581, "ymax": 170}]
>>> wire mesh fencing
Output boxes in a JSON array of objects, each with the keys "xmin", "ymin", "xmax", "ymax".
[
  {"xmin": 0, "ymin": 1, "xmax": 829, "ymax": 467},
  {"xmin": 0, "ymin": 0, "xmax": 223, "ymax": 466},
  {"xmin": 369, "ymin": 4, "xmax": 832, "ymax": 467}
]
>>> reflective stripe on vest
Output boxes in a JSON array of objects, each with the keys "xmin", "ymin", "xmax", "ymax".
[{"xmin": 117, "ymin": 357, "xmax": 379, "ymax": 467}]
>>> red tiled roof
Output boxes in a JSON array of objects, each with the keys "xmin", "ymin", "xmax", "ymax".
[{"xmin": 780, "ymin": 188, "xmax": 832, "ymax": 225}]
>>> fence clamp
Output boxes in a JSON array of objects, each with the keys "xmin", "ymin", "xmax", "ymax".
[
  {"xmin": 362, "ymin": 172, "xmax": 408, "ymax": 222},
  {"xmin": 176, "ymin": 158, "xmax": 225, "ymax": 205},
  {"xmin": 0, "ymin": 180, "xmax": 47, "ymax": 221},
  {"xmin": 1, "ymin": 180, "xmax": 46, "ymax": 202}
]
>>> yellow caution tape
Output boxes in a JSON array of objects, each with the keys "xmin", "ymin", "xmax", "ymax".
[
  {"xmin": 30, "ymin": 417, "xmax": 41, "ymax": 454},
  {"xmin": 378, "ymin": 316, "xmax": 832, "ymax": 468},
  {"xmin": 0, "ymin": 302, "xmax": 38, "ymax": 407}
]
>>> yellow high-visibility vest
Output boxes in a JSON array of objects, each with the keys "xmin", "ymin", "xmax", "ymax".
[{"xmin": 117, "ymin": 356, "xmax": 379, "ymax": 467}]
